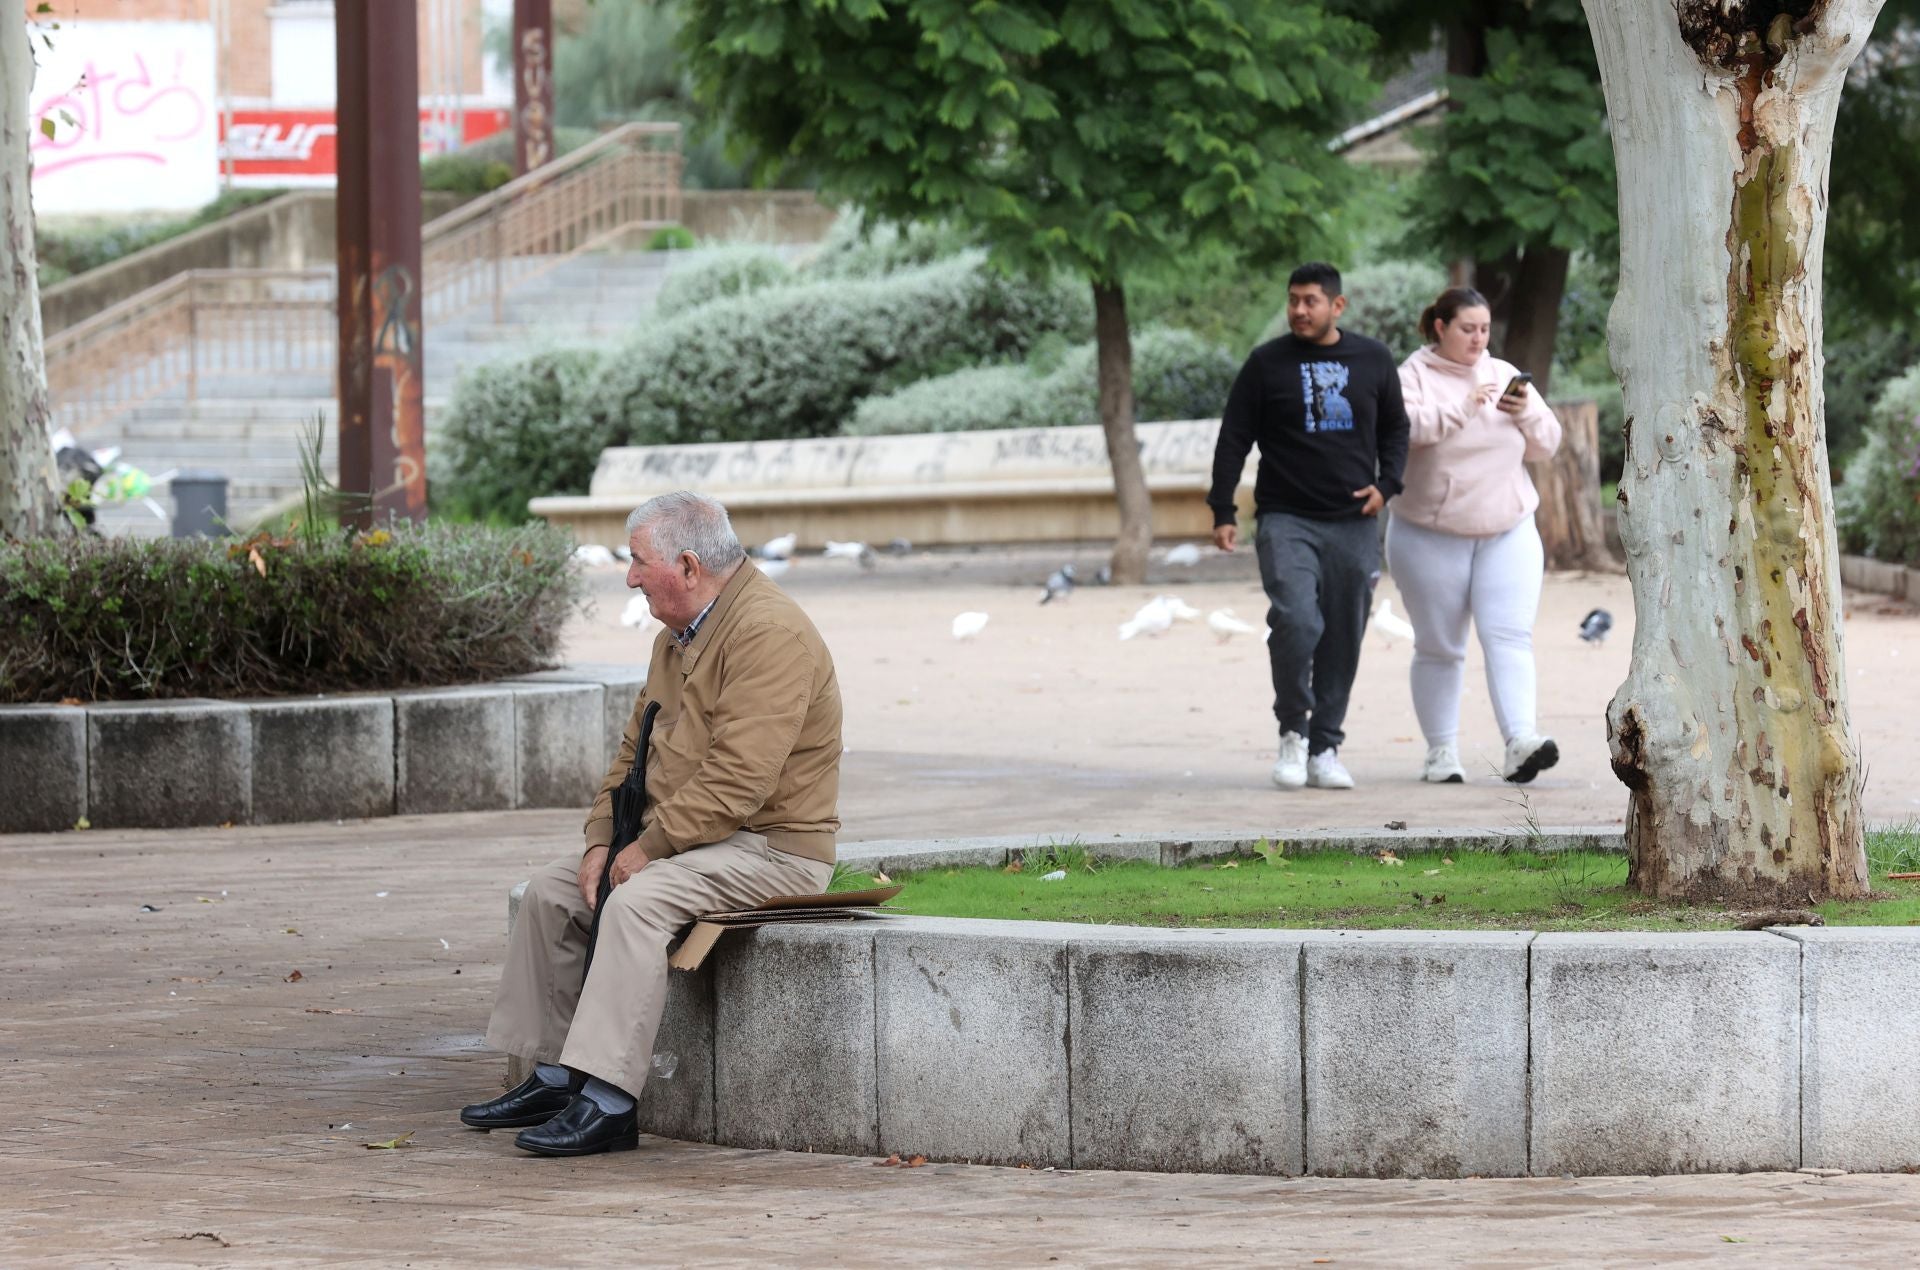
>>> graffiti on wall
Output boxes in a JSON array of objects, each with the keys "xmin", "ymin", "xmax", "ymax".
[{"xmin": 28, "ymin": 21, "xmax": 218, "ymax": 214}]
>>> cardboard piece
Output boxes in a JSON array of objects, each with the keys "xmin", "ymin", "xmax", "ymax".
[{"xmin": 667, "ymin": 884, "xmax": 902, "ymax": 971}]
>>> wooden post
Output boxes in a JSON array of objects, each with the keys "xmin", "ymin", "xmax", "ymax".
[{"xmin": 1527, "ymin": 398, "xmax": 1619, "ymax": 572}]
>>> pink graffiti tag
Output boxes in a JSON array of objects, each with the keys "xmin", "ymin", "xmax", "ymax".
[{"xmin": 31, "ymin": 51, "xmax": 209, "ymax": 178}]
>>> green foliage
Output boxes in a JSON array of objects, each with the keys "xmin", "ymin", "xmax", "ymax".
[
  {"xmin": 419, "ymin": 151, "xmax": 516, "ymax": 196},
  {"xmin": 591, "ymin": 254, "xmax": 1091, "ymax": 447},
  {"xmin": 681, "ymin": 0, "xmax": 1378, "ymax": 289},
  {"xmin": 804, "ymin": 212, "xmax": 979, "ymax": 280},
  {"xmin": 1835, "ymin": 363, "xmax": 1920, "ymax": 566},
  {"xmin": 1261, "ymin": 259, "xmax": 1445, "ymax": 359},
  {"xmin": 1552, "ymin": 252, "xmax": 1625, "ymax": 480},
  {"xmin": 846, "ymin": 327, "xmax": 1236, "ymax": 436},
  {"xmin": 35, "ymin": 188, "xmax": 287, "ymax": 287},
  {"xmin": 1828, "ymin": 15, "xmax": 1920, "ymax": 334},
  {"xmin": 0, "ymin": 523, "xmax": 582, "ymax": 703},
  {"xmin": 646, "ymin": 225, "xmax": 698, "ymax": 251},
  {"xmin": 1396, "ymin": 7, "xmax": 1616, "ymax": 264},
  {"xmin": 654, "ymin": 245, "xmax": 792, "ymax": 313},
  {"xmin": 439, "ymin": 347, "xmax": 611, "ymax": 524},
  {"xmin": 1826, "ymin": 324, "xmax": 1920, "ymax": 464}
]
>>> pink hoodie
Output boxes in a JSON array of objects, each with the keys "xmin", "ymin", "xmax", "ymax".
[{"xmin": 1393, "ymin": 344, "xmax": 1563, "ymax": 538}]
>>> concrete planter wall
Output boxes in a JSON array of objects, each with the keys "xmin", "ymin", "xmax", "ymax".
[
  {"xmin": 504, "ymin": 886, "xmax": 1920, "ymax": 1178},
  {"xmin": 0, "ymin": 664, "xmax": 645, "ymax": 833}
]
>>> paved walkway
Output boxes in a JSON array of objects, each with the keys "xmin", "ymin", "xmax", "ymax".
[{"xmin": 3, "ymin": 551, "xmax": 1917, "ymax": 1264}]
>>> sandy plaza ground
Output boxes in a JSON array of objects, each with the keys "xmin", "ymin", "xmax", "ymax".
[{"xmin": 2, "ymin": 543, "xmax": 1917, "ymax": 1265}]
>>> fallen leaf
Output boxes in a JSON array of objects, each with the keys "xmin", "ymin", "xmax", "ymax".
[
  {"xmin": 285, "ymin": 969, "xmax": 304, "ymax": 983},
  {"xmin": 1216, "ymin": 859, "xmax": 1240, "ymax": 870},
  {"xmin": 874, "ymin": 1153, "xmax": 902, "ymax": 1167},
  {"xmin": 1721, "ymin": 1236, "xmax": 1745, "ymax": 1243},
  {"xmin": 905, "ymin": 1155, "xmax": 927, "ymax": 1168},
  {"xmin": 247, "ymin": 546, "xmax": 267, "ymax": 578},
  {"xmin": 176, "ymin": 1232, "xmax": 230, "ymax": 1248},
  {"xmin": 58, "ymin": 696, "xmax": 84, "ymax": 707},
  {"xmin": 1377, "ymin": 852, "xmax": 1404, "ymax": 867},
  {"xmin": 1423, "ymin": 869, "xmax": 1442, "ymax": 876},
  {"xmin": 305, "ymin": 1007, "xmax": 359, "ymax": 1015},
  {"xmin": 197, "ymin": 896, "xmax": 220, "ymax": 903},
  {"xmin": 1442, "ymin": 857, "xmax": 1454, "ymax": 865},
  {"xmin": 872, "ymin": 870, "xmax": 893, "ymax": 886},
  {"xmin": 286, "ymin": 928, "xmax": 301, "ymax": 935},
  {"xmin": 1384, "ymin": 820, "xmax": 1407, "ymax": 830},
  {"xmin": 73, "ymin": 816, "xmax": 91, "ymax": 830},
  {"xmin": 363, "ymin": 1131, "xmax": 415, "ymax": 1150}
]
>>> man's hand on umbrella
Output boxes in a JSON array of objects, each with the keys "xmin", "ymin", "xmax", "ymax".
[
  {"xmin": 578, "ymin": 846, "xmax": 610, "ymax": 910},
  {"xmin": 607, "ymin": 845, "xmax": 649, "ymax": 890}
]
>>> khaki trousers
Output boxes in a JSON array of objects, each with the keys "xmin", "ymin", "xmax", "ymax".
[{"xmin": 486, "ymin": 830, "xmax": 833, "ymax": 1097}]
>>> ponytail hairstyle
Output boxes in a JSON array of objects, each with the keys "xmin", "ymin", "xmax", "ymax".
[{"xmin": 1418, "ymin": 287, "xmax": 1490, "ymax": 346}]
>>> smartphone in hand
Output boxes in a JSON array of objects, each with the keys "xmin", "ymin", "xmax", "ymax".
[{"xmin": 1502, "ymin": 372, "xmax": 1533, "ymax": 399}]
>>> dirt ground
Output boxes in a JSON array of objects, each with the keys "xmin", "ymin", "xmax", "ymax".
[
  {"xmin": 565, "ymin": 545, "xmax": 1920, "ymax": 843},
  {"xmin": 4, "ymin": 546, "xmax": 1918, "ymax": 1266}
]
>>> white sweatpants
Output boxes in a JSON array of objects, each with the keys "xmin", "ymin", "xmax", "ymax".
[{"xmin": 1384, "ymin": 513, "xmax": 1544, "ymax": 748}]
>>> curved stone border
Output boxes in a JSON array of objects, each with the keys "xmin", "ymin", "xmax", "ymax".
[
  {"xmin": 0, "ymin": 664, "xmax": 645, "ymax": 832},
  {"xmin": 505, "ymin": 882, "xmax": 1920, "ymax": 1178}
]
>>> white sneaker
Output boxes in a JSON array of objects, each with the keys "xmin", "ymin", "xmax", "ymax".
[
  {"xmin": 1503, "ymin": 733, "xmax": 1560, "ymax": 784},
  {"xmin": 1271, "ymin": 731, "xmax": 1308, "ymax": 789},
  {"xmin": 1422, "ymin": 743, "xmax": 1466, "ymax": 784},
  {"xmin": 1307, "ymin": 749, "xmax": 1355, "ymax": 790}
]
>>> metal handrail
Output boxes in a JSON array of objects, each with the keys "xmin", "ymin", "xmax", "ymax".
[{"xmin": 46, "ymin": 123, "xmax": 682, "ymax": 433}]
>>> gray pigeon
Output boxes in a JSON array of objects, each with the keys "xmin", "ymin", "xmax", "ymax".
[
  {"xmin": 1579, "ymin": 608, "xmax": 1613, "ymax": 644},
  {"xmin": 1040, "ymin": 564, "xmax": 1076, "ymax": 605}
]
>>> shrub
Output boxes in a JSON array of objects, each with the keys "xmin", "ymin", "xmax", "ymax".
[
  {"xmin": 438, "ymin": 346, "xmax": 611, "ymax": 524},
  {"xmin": 654, "ymin": 246, "xmax": 792, "ymax": 313},
  {"xmin": 1260, "ymin": 259, "xmax": 1446, "ymax": 360},
  {"xmin": 420, "ymin": 152, "xmax": 516, "ymax": 195},
  {"xmin": 1836, "ymin": 364, "xmax": 1920, "ymax": 565},
  {"xmin": 646, "ymin": 225, "xmax": 697, "ymax": 251},
  {"xmin": 803, "ymin": 213, "xmax": 977, "ymax": 279},
  {"xmin": 590, "ymin": 253, "xmax": 1091, "ymax": 447},
  {"xmin": 846, "ymin": 327, "xmax": 1238, "ymax": 436},
  {"xmin": 0, "ymin": 523, "xmax": 582, "ymax": 703},
  {"xmin": 35, "ymin": 188, "xmax": 287, "ymax": 287}
]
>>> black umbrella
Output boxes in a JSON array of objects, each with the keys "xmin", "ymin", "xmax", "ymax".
[{"xmin": 583, "ymin": 700, "xmax": 660, "ymax": 979}]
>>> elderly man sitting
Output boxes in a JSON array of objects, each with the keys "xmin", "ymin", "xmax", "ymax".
[{"xmin": 460, "ymin": 491, "xmax": 842, "ymax": 1157}]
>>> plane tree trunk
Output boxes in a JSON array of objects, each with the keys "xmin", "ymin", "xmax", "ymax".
[
  {"xmin": 1094, "ymin": 281, "xmax": 1152, "ymax": 585},
  {"xmin": 1583, "ymin": 0, "xmax": 1881, "ymax": 902},
  {"xmin": 1, "ymin": 11, "xmax": 61, "ymax": 540}
]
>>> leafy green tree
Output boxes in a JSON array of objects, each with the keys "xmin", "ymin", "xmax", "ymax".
[
  {"xmin": 1827, "ymin": 7, "xmax": 1920, "ymax": 336},
  {"xmin": 1337, "ymin": 1, "xmax": 1615, "ymax": 395},
  {"xmin": 679, "ymin": 0, "xmax": 1377, "ymax": 581}
]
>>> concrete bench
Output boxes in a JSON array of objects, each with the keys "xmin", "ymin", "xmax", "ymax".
[{"xmin": 529, "ymin": 419, "xmax": 1258, "ymax": 550}]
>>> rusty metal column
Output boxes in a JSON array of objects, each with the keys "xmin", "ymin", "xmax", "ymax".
[
  {"xmin": 335, "ymin": 0, "xmax": 428, "ymax": 527},
  {"xmin": 513, "ymin": 0, "xmax": 554, "ymax": 175}
]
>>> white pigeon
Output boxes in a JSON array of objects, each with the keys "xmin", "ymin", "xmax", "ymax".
[
  {"xmin": 1207, "ymin": 608, "xmax": 1260, "ymax": 642},
  {"xmin": 1118, "ymin": 597, "xmax": 1175, "ymax": 641},
  {"xmin": 1373, "ymin": 597, "xmax": 1417, "ymax": 643},
  {"xmin": 951, "ymin": 611, "xmax": 990, "ymax": 641},
  {"xmin": 619, "ymin": 594, "xmax": 659, "ymax": 630},
  {"xmin": 823, "ymin": 539, "xmax": 876, "ymax": 568},
  {"xmin": 1155, "ymin": 594, "xmax": 1201, "ymax": 622},
  {"xmin": 757, "ymin": 558, "xmax": 791, "ymax": 579},
  {"xmin": 759, "ymin": 532, "xmax": 798, "ymax": 560},
  {"xmin": 1163, "ymin": 542, "xmax": 1202, "ymax": 567},
  {"xmin": 572, "ymin": 544, "xmax": 618, "ymax": 567}
]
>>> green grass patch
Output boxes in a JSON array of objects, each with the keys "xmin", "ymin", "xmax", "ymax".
[{"xmin": 836, "ymin": 834, "xmax": 1920, "ymax": 932}]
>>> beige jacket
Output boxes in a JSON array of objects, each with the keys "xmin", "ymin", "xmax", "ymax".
[
  {"xmin": 1394, "ymin": 344, "xmax": 1562, "ymax": 538},
  {"xmin": 584, "ymin": 562, "xmax": 842, "ymax": 865}
]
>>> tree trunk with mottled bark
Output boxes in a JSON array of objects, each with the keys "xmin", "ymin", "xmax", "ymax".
[
  {"xmin": 1094, "ymin": 281, "xmax": 1152, "ymax": 585},
  {"xmin": 1527, "ymin": 398, "xmax": 1619, "ymax": 572},
  {"xmin": 1584, "ymin": 0, "xmax": 1880, "ymax": 902},
  {"xmin": 1, "ymin": 12, "xmax": 61, "ymax": 539}
]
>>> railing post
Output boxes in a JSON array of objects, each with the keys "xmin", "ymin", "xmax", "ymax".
[
  {"xmin": 490, "ymin": 204, "xmax": 504, "ymax": 323},
  {"xmin": 185, "ymin": 275, "xmax": 199, "ymax": 406}
]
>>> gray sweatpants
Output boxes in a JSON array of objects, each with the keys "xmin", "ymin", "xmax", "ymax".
[{"xmin": 1254, "ymin": 511, "xmax": 1380, "ymax": 754}]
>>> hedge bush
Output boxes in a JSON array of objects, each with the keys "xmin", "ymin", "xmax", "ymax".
[
  {"xmin": 845, "ymin": 327, "xmax": 1239, "ymax": 436},
  {"xmin": 439, "ymin": 346, "xmax": 611, "ymax": 524},
  {"xmin": 1836, "ymin": 363, "xmax": 1920, "ymax": 566},
  {"xmin": 804, "ymin": 214, "xmax": 978, "ymax": 279},
  {"xmin": 654, "ymin": 246, "xmax": 792, "ymax": 313},
  {"xmin": 0, "ymin": 523, "xmax": 582, "ymax": 703},
  {"xmin": 1263, "ymin": 259, "xmax": 1446, "ymax": 360},
  {"xmin": 590, "ymin": 253, "xmax": 1091, "ymax": 447}
]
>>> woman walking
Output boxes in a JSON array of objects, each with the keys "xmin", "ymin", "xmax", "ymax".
[{"xmin": 1388, "ymin": 288, "xmax": 1563, "ymax": 783}]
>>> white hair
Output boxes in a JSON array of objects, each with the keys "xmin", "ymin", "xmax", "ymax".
[{"xmin": 625, "ymin": 492, "xmax": 746, "ymax": 572}]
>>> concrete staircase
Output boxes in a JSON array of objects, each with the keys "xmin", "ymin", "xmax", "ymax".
[{"xmin": 91, "ymin": 251, "xmax": 676, "ymax": 537}]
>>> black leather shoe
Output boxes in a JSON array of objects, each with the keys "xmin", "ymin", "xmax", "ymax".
[
  {"xmin": 513, "ymin": 1094, "xmax": 638, "ymax": 1157},
  {"xmin": 459, "ymin": 1073, "xmax": 574, "ymax": 1130}
]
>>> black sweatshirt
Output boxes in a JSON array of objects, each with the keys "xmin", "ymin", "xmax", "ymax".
[{"xmin": 1207, "ymin": 331, "xmax": 1411, "ymax": 525}]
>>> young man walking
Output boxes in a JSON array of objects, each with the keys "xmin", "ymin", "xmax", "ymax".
[{"xmin": 1208, "ymin": 263, "xmax": 1411, "ymax": 790}]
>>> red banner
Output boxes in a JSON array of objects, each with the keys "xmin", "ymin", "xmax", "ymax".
[{"xmin": 217, "ymin": 107, "xmax": 511, "ymax": 182}]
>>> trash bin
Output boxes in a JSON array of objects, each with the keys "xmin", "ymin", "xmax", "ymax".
[{"xmin": 170, "ymin": 471, "xmax": 230, "ymax": 538}]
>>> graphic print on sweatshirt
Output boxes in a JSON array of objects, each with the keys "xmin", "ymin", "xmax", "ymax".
[{"xmin": 1300, "ymin": 362, "xmax": 1356, "ymax": 433}]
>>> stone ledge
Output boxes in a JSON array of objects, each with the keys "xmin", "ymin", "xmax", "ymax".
[
  {"xmin": 0, "ymin": 665, "xmax": 645, "ymax": 833},
  {"xmin": 499, "ymin": 889, "xmax": 1920, "ymax": 1180}
]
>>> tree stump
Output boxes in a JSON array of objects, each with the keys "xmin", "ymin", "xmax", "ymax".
[{"xmin": 1528, "ymin": 398, "xmax": 1619, "ymax": 573}]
